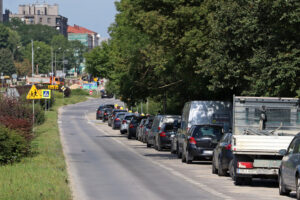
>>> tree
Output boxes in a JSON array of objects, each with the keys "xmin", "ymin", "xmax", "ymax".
[
  {"xmin": 0, "ymin": 49, "xmax": 16, "ymax": 76},
  {"xmin": 14, "ymin": 59, "xmax": 31, "ymax": 77},
  {"xmin": 24, "ymin": 41, "xmax": 51, "ymax": 74},
  {"xmin": 0, "ymin": 24, "xmax": 10, "ymax": 49}
]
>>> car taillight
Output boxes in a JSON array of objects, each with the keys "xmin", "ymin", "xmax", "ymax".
[
  {"xmin": 129, "ymin": 124, "xmax": 134, "ymax": 128},
  {"xmin": 158, "ymin": 127, "xmax": 161, "ymax": 131},
  {"xmin": 189, "ymin": 137, "xmax": 196, "ymax": 145},
  {"xmin": 225, "ymin": 144, "xmax": 232, "ymax": 150},
  {"xmin": 97, "ymin": 111, "xmax": 101, "ymax": 114},
  {"xmin": 159, "ymin": 132, "xmax": 166, "ymax": 137},
  {"xmin": 115, "ymin": 118, "xmax": 120, "ymax": 121},
  {"xmin": 122, "ymin": 120, "xmax": 126, "ymax": 124},
  {"xmin": 238, "ymin": 162, "xmax": 253, "ymax": 169},
  {"xmin": 104, "ymin": 113, "xmax": 107, "ymax": 115}
]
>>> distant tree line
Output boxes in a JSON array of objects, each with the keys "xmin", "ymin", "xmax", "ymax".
[
  {"xmin": 84, "ymin": 0, "xmax": 300, "ymax": 113},
  {"xmin": 0, "ymin": 18, "xmax": 87, "ymax": 77}
]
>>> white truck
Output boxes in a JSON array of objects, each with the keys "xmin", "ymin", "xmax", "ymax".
[{"xmin": 231, "ymin": 96, "xmax": 300, "ymax": 185}]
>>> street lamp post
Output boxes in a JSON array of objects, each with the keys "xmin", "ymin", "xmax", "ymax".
[{"xmin": 31, "ymin": 40, "xmax": 34, "ymax": 77}]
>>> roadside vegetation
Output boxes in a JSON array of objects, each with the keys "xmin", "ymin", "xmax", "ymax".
[
  {"xmin": 85, "ymin": 0, "xmax": 300, "ymax": 114},
  {"xmin": 0, "ymin": 90, "xmax": 88, "ymax": 200}
]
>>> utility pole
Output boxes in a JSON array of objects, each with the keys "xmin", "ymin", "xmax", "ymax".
[
  {"xmin": 51, "ymin": 47, "xmax": 54, "ymax": 85},
  {"xmin": 31, "ymin": 40, "xmax": 34, "ymax": 77}
]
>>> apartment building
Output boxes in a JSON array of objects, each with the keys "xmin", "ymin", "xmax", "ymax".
[
  {"xmin": 68, "ymin": 25, "xmax": 100, "ymax": 49},
  {"xmin": 9, "ymin": 3, "xmax": 68, "ymax": 36}
]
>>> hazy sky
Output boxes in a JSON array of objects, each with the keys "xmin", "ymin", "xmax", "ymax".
[{"xmin": 3, "ymin": 0, "xmax": 118, "ymax": 38}]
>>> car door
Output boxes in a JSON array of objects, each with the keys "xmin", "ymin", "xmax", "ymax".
[
  {"xmin": 282, "ymin": 138, "xmax": 299, "ymax": 187},
  {"xmin": 214, "ymin": 133, "xmax": 228, "ymax": 167}
]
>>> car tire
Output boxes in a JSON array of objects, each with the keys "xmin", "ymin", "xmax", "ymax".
[
  {"xmin": 147, "ymin": 142, "xmax": 151, "ymax": 148},
  {"xmin": 181, "ymin": 149, "xmax": 186, "ymax": 163},
  {"xmin": 279, "ymin": 173, "xmax": 290, "ymax": 196},
  {"xmin": 128, "ymin": 132, "xmax": 132, "ymax": 139},
  {"xmin": 212, "ymin": 156, "xmax": 218, "ymax": 174},
  {"xmin": 157, "ymin": 139, "xmax": 162, "ymax": 151},
  {"xmin": 229, "ymin": 160, "xmax": 234, "ymax": 179},
  {"xmin": 218, "ymin": 158, "xmax": 226, "ymax": 176},
  {"xmin": 177, "ymin": 144, "xmax": 182, "ymax": 158},
  {"xmin": 297, "ymin": 176, "xmax": 300, "ymax": 200},
  {"xmin": 186, "ymin": 149, "xmax": 192, "ymax": 164}
]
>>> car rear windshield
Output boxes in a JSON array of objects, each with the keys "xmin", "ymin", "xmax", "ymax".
[
  {"xmin": 163, "ymin": 123, "xmax": 174, "ymax": 132},
  {"xmin": 125, "ymin": 116, "xmax": 134, "ymax": 120},
  {"xmin": 117, "ymin": 114, "xmax": 125, "ymax": 119},
  {"xmin": 192, "ymin": 126, "xmax": 222, "ymax": 139}
]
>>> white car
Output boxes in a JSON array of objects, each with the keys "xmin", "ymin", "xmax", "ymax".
[{"xmin": 120, "ymin": 113, "xmax": 135, "ymax": 134}]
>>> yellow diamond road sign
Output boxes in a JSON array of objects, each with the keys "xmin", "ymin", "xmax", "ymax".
[{"xmin": 26, "ymin": 85, "xmax": 42, "ymax": 100}]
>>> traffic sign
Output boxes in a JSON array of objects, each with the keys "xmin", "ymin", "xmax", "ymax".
[
  {"xmin": 26, "ymin": 85, "xmax": 42, "ymax": 100},
  {"xmin": 41, "ymin": 90, "xmax": 51, "ymax": 99},
  {"xmin": 48, "ymin": 85, "xmax": 59, "ymax": 90},
  {"xmin": 61, "ymin": 86, "xmax": 66, "ymax": 92},
  {"xmin": 89, "ymin": 90, "xmax": 93, "ymax": 95}
]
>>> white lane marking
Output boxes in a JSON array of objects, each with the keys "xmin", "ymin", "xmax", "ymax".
[{"xmin": 85, "ymin": 112, "xmax": 234, "ymax": 200}]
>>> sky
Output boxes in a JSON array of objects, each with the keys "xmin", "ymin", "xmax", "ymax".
[{"xmin": 3, "ymin": 0, "xmax": 118, "ymax": 38}]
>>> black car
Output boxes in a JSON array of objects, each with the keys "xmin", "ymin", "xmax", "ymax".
[
  {"xmin": 101, "ymin": 108, "xmax": 113, "ymax": 122},
  {"xmin": 278, "ymin": 133, "xmax": 300, "ymax": 199},
  {"xmin": 101, "ymin": 90, "xmax": 114, "ymax": 98},
  {"xmin": 154, "ymin": 123, "xmax": 177, "ymax": 151},
  {"xmin": 212, "ymin": 133, "xmax": 233, "ymax": 176},
  {"xmin": 96, "ymin": 104, "xmax": 114, "ymax": 120},
  {"xmin": 108, "ymin": 109, "xmax": 127, "ymax": 126},
  {"xmin": 181, "ymin": 124, "xmax": 223, "ymax": 164},
  {"xmin": 127, "ymin": 116, "xmax": 146, "ymax": 139}
]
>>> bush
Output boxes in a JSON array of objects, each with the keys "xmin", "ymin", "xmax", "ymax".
[
  {"xmin": 64, "ymin": 87, "xmax": 71, "ymax": 97},
  {"xmin": 33, "ymin": 104, "xmax": 45, "ymax": 125},
  {"xmin": 0, "ymin": 125, "xmax": 29, "ymax": 164},
  {"xmin": 71, "ymin": 89, "xmax": 89, "ymax": 96},
  {"xmin": 0, "ymin": 116, "xmax": 33, "ymax": 141}
]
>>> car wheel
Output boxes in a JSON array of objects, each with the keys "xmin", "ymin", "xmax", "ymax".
[
  {"xmin": 279, "ymin": 173, "xmax": 290, "ymax": 196},
  {"xmin": 218, "ymin": 158, "xmax": 226, "ymax": 176},
  {"xmin": 177, "ymin": 144, "xmax": 182, "ymax": 158},
  {"xmin": 147, "ymin": 142, "xmax": 151, "ymax": 148},
  {"xmin": 229, "ymin": 160, "xmax": 234, "ymax": 179},
  {"xmin": 186, "ymin": 149, "xmax": 192, "ymax": 164},
  {"xmin": 212, "ymin": 156, "xmax": 218, "ymax": 174},
  {"xmin": 181, "ymin": 149, "xmax": 186, "ymax": 163},
  {"xmin": 297, "ymin": 176, "xmax": 300, "ymax": 200},
  {"xmin": 157, "ymin": 139, "xmax": 162, "ymax": 151}
]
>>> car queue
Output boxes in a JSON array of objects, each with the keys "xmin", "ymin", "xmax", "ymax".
[{"xmin": 96, "ymin": 98, "xmax": 300, "ymax": 200}]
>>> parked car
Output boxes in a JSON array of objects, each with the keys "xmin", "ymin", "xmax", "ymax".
[
  {"xmin": 181, "ymin": 124, "xmax": 223, "ymax": 164},
  {"xmin": 96, "ymin": 104, "xmax": 114, "ymax": 120},
  {"xmin": 147, "ymin": 115, "xmax": 181, "ymax": 148},
  {"xmin": 170, "ymin": 120, "xmax": 181, "ymax": 154},
  {"xmin": 112, "ymin": 112, "xmax": 126, "ymax": 130},
  {"xmin": 177, "ymin": 101, "xmax": 232, "ymax": 158},
  {"xmin": 136, "ymin": 118, "xmax": 147, "ymax": 141},
  {"xmin": 120, "ymin": 113, "xmax": 135, "ymax": 134},
  {"xmin": 101, "ymin": 108, "xmax": 113, "ymax": 122},
  {"xmin": 108, "ymin": 109, "xmax": 127, "ymax": 126},
  {"xmin": 140, "ymin": 116, "xmax": 154, "ymax": 143},
  {"xmin": 212, "ymin": 133, "xmax": 233, "ymax": 176},
  {"xmin": 155, "ymin": 123, "xmax": 178, "ymax": 151},
  {"xmin": 127, "ymin": 116, "xmax": 146, "ymax": 139},
  {"xmin": 278, "ymin": 133, "xmax": 300, "ymax": 199}
]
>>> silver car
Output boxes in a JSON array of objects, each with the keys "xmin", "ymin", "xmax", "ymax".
[{"xmin": 120, "ymin": 113, "xmax": 135, "ymax": 134}]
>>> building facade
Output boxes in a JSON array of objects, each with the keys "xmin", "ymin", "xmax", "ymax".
[
  {"xmin": 68, "ymin": 25, "xmax": 100, "ymax": 49},
  {"xmin": 0, "ymin": 0, "xmax": 3, "ymax": 22},
  {"xmin": 9, "ymin": 3, "xmax": 68, "ymax": 36}
]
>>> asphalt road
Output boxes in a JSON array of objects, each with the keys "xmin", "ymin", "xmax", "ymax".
[{"xmin": 59, "ymin": 98, "xmax": 295, "ymax": 200}]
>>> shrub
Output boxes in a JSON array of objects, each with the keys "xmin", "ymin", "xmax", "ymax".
[
  {"xmin": 33, "ymin": 104, "xmax": 45, "ymax": 125},
  {"xmin": 64, "ymin": 87, "xmax": 71, "ymax": 97},
  {"xmin": 0, "ymin": 116, "xmax": 33, "ymax": 141},
  {"xmin": 0, "ymin": 125, "xmax": 29, "ymax": 164},
  {"xmin": 71, "ymin": 89, "xmax": 89, "ymax": 96}
]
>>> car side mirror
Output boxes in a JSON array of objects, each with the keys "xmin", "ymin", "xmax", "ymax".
[{"xmin": 279, "ymin": 149, "xmax": 287, "ymax": 156}]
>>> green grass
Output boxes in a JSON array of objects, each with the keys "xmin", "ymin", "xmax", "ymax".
[{"xmin": 0, "ymin": 93, "xmax": 88, "ymax": 200}]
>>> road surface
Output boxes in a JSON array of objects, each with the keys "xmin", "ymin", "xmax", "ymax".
[{"xmin": 59, "ymin": 98, "xmax": 295, "ymax": 200}]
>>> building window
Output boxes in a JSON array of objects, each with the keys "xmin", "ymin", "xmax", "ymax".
[
  {"xmin": 37, "ymin": 10, "xmax": 40, "ymax": 15},
  {"xmin": 23, "ymin": 11, "xmax": 25, "ymax": 15},
  {"xmin": 47, "ymin": 18, "xmax": 51, "ymax": 24},
  {"xmin": 39, "ymin": 18, "xmax": 42, "ymax": 23}
]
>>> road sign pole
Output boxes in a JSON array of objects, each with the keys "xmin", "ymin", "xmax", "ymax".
[{"xmin": 32, "ymin": 100, "xmax": 35, "ymax": 131}]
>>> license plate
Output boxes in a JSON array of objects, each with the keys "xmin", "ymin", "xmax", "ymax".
[{"xmin": 203, "ymin": 150, "xmax": 213, "ymax": 155}]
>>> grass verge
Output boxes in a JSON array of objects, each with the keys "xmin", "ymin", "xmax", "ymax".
[{"xmin": 0, "ymin": 93, "xmax": 88, "ymax": 200}]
